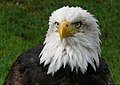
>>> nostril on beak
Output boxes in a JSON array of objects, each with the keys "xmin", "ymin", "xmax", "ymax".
[
  {"xmin": 66, "ymin": 24, "xmax": 69, "ymax": 27},
  {"xmin": 63, "ymin": 24, "xmax": 69, "ymax": 28}
]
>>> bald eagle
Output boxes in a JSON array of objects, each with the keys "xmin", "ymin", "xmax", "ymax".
[{"xmin": 4, "ymin": 6, "xmax": 115, "ymax": 85}]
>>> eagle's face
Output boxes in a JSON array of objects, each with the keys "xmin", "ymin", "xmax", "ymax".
[
  {"xmin": 48, "ymin": 6, "xmax": 100, "ymax": 40},
  {"xmin": 40, "ymin": 6, "xmax": 101, "ymax": 75}
]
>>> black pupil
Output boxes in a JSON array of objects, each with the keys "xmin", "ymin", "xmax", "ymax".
[
  {"xmin": 76, "ymin": 21, "xmax": 82, "ymax": 26},
  {"xmin": 76, "ymin": 23, "xmax": 79, "ymax": 26},
  {"xmin": 55, "ymin": 22, "xmax": 59, "ymax": 25}
]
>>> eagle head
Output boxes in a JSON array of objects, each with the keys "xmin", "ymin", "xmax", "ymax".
[{"xmin": 39, "ymin": 6, "xmax": 101, "ymax": 75}]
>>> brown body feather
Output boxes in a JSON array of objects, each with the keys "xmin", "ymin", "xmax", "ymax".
[{"xmin": 3, "ymin": 45, "xmax": 115, "ymax": 85}]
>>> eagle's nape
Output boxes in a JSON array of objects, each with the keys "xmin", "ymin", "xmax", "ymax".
[{"xmin": 3, "ymin": 44, "xmax": 115, "ymax": 85}]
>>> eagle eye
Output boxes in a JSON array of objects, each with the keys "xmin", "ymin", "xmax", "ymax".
[
  {"xmin": 74, "ymin": 21, "xmax": 82, "ymax": 28},
  {"xmin": 54, "ymin": 22, "xmax": 59, "ymax": 28}
]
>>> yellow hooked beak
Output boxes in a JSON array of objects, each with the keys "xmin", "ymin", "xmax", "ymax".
[{"xmin": 59, "ymin": 20, "xmax": 77, "ymax": 41}]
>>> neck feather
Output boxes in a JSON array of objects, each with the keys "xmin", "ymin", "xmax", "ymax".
[{"xmin": 39, "ymin": 33, "xmax": 101, "ymax": 75}]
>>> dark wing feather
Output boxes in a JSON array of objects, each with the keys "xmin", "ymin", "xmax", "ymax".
[
  {"xmin": 3, "ymin": 45, "xmax": 115, "ymax": 85},
  {"xmin": 96, "ymin": 58, "xmax": 115, "ymax": 85},
  {"xmin": 3, "ymin": 45, "xmax": 44, "ymax": 85}
]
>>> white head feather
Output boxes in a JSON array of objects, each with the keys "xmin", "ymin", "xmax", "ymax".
[{"xmin": 39, "ymin": 6, "xmax": 101, "ymax": 75}]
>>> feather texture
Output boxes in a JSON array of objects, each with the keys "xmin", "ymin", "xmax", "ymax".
[
  {"xmin": 40, "ymin": 6, "xmax": 101, "ymax": 75},
  {"xmin": 3, "ymin": 6, "xmax": 115, "ymax": 85},
  {"xmin": 4, "ymin": 45, "xmax": 115, "ymax": 85}
]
